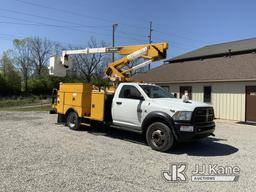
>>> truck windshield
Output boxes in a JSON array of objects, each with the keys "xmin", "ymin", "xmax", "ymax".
[{"xmin": 140, "ymin": 85, "xmax": 175, "ymax": 98}]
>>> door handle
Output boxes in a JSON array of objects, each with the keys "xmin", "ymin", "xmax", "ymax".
[
  {"xmin": 137, "ymin": 109, "xmax": 142, "ymax": 113},
  {"xmin": 116, "ymin": 101, "xmax": 122, "ymax": 105}
]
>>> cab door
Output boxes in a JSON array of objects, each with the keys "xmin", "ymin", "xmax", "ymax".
[{"xmin": 112, "ymin": 85, "xmax": 146, "ymax": 129}]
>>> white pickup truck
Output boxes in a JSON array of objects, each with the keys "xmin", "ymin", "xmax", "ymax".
[
  {"xmin": 110, "ymin": 82, "xmax": 215, "ymax": 151},
  {"xmin": 55, "ymin": 82, "xmax": 215, "ymax": 152}
]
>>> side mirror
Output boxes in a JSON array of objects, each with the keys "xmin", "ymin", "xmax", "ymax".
[
  {"xmin": 138, "ymin": 96, "xmax": 145, "ymax": 101},
  {"xmin": 129, "ymin": 94, "xmax": 144, "ymax": 100}
]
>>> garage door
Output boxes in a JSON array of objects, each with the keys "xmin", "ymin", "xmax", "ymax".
[{"xmin": 246, "ymin": 86, "xmax": 256, "ymax": 123}]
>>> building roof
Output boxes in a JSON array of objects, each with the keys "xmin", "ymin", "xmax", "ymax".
[
  {"xmin": 135, "ymin": 52, "xmax": 256, "ymax": 83},
  {"xmin": 165, "ymin": 38, "xmax": 256, "ymax": 63}
]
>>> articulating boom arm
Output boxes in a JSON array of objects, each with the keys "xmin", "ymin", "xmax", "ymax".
[
  {"xmin": 105, "ymin": 43, "xmax": 168, "ymax": 82},
  {"xmin": 48, "ymin": 42, "xmax": 168, "ymax": 82}
]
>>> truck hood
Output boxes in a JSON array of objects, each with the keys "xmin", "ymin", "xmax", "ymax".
[{"xmin": 150, "ymin": 98, "xmax": 212, "ymax": 112}]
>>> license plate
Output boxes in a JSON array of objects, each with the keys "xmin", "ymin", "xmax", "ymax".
[{"xmin": 180, "ymin": 125, "xmax": 194, "ymax": 132}]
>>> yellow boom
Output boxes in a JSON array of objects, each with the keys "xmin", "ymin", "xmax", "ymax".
[{"xmin": 105, "ymin": 43, "xmax": 168, "ymax": 82}]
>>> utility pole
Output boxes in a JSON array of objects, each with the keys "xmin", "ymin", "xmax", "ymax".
[
  {"xmin": 148, "ymin": 21, "xmax": 153, "ymax": 70},
  {"xmin": 112, "ymin": 23, "xmax": 118, "ymax": 62}
]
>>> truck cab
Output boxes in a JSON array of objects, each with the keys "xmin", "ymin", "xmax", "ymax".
[{"xmin": 111, "ymin": 82, "xmax": 215, "ymax": 151}]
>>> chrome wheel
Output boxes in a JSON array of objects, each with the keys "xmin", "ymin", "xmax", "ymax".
[
  {"xmin": 146, "ymin": 122, "xmax": 174, "ymax": 152},
  {"xmin": 152, "ymin": 129, "xmax": 166, "ymax": 147}
]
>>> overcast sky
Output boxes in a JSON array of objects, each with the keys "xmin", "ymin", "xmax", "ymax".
[{"xmin": 1, "ymin": 0, "xmax": 256, "ymax": 64}]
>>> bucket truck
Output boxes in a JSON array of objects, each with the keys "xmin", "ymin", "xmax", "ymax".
[{"xmin": 49, "ymin": 42, "xmax": 215, "ymax": 152}]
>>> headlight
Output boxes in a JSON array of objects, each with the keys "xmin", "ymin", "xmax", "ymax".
[{"xmin": 172, "ymin": 111, "xmax": 192, "ymax": 121}]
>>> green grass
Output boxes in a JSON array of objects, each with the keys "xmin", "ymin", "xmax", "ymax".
[
  {"xmin": 0, "ymin": 97, "xmax": 41, "ymax": 108},
  {"xmin": 0, "ymin": 97, "xmax": 52, "ymax": 112},
  {"xmin": 0, "ymin": 105, "xmax": 52, "ymax": 112}
]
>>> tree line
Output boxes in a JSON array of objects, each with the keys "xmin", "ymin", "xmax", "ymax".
[{"xmin": 0, "ymin": 37, "xmax": 110, "ymax": 97}]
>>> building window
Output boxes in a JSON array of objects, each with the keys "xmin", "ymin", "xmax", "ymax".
[
  {"xmin": 180, "ymin": 86, "xmax": 192, "ymax": 99},
  {"xmin": 204, "ymin": 86, "xmax": 211, "ymax": 103}
]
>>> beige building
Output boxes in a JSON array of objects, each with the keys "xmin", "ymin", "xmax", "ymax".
[{"xmin": 136, "ymin": 38, "xmax": 256, "ymax": 123}]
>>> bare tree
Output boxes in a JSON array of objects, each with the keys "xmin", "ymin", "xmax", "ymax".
[
  {"xmin": 93, "ymin": 56, "xmax": 111, "ymax": 83},
  {"xmin": 12, "ymin": 37, "xmax": 62, "ymax": 91},
  {"xmin": 28, "ymin": 37, "xmax": 58, "ymax": 76},
  {"xmin": 72, "ymin": 37, "xmax": 110, "ymax": 82},
  {"xmin": 12, "ymin": 39, "xmax": 33, "ymax": 92}
]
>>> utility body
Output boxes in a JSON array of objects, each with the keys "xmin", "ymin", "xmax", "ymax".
[{"xmin": 49, "ymin": 42, "xmax": 215, "ymax": 152}]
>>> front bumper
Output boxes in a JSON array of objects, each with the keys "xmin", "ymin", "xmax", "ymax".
[{"xmin": 174, "ymin": 121, "xmax": 215, "ymax": 142}]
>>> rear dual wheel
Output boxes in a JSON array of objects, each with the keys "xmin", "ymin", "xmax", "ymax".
[
  {"xmin": 67, "ymin": 111, "xmax": 81, "ymax": 130},
  {"xmin": 146, "ymin": 122, "xmax": 174, "ymax": 152}
]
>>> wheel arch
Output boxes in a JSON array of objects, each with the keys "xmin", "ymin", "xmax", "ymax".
[
  {"xmin": 58, "ymin": 108, "xmax": 79, "ymax": 124},
  {"xmin": 65, "ymin": 107, "xmax": 78, "ymax": 117},
  {"xmin": 142, "ymin": 111, "xmax": 178, "ymax": 140}
]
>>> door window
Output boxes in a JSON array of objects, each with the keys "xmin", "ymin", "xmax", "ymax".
[{"xmin": 119, "ymin": 85, "xmax": 143, "ymax": 100}]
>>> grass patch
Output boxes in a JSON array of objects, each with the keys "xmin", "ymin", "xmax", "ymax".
[
  {"xmin": 0, "ymin": 97, "xmax": 50, "ymax": 108},
  {"xmin": 0, "ymin": 105, "xmax": 52, "ymax": 112}
]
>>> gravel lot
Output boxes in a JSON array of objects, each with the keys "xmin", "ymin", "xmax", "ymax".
[{"xmin": 0, "ymin": 111, "xmax": 255, "ymax": 192}]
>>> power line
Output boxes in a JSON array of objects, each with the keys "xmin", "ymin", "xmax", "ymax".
[
  {"xmin": 0, "ymin": 21, "xmax": 147, "ymax": 46},
  {"xmin": 0, "ymin": 21, "xmax": 144, "ymax": 47},
  {"xmin": 4, "ymin": 0, "xmax": 205, "ymax": 53},
  {"xmin": 0, "ymin": 15, "xmax": 150, "ymax": 44},
  {"xmin": 0, "ymin": 15, "xmax": 105, "ymax": 31},
  {"xmin": 13, "ymin": 0, "xmax": 151, "ymax": 38},
  {"xmin": 118, "ymin": 30, "xmax": 147, "ymax": 39},
  {"xmin": 14, "ymin": 0, "xmax": 203, "ymax": 47},
  {"xmin": 0, "ymin": 20, "xmax": 194, "ymax": 52},
  {"xmin": 0, "ymin": 18, "xmax": 113, "ymax": 38},
  {"xmin": 0, "ymin": 34, "xmax": 86, "ymax": 48},
  {"xmin": 15, "ymin": 0, "xmax": 113, "ymax": 23},
  {"xmin": 154, "ymin": 29, "xmax": 202, "ymax": 45},
  {"xmin": 0, "ymin": 8, "xmax": 109, "ymax": 29},
  {"xmin": 116, "ymin": 33, "xmax": 147, "ymax": 43}
]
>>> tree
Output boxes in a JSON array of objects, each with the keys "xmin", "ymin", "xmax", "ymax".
[
  {"xmin": 13, "ymin": 38, "xmax": 33, "ymax": 92},
  {"xmin": 0, "ymin": 51, "xmax": 21, "ymax": 95},
  {"xmin": 28, "ymin": 37, "xmax": 60, "ymax": 76},
  {"xmin": 92, "ymin": 56, "xmax": 111, "ymax": 86},
  {"xmin": 0, "ymin": 74, "xmax": 7, "ymax": 96},
  {"xmin": 71, "ymin": 37, "xmax": 110, "ymax": 82}
]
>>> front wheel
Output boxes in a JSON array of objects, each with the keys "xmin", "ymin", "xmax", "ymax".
[
  {"xmin": 67, "ymin": 111, "xmax": 81, "ymax": 130},
  {"xmin": 146, "ymin": 122, "xmax": 174, "ymax": 152}
]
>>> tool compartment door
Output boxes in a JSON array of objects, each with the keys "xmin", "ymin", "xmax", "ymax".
[{"xmin": 91, "ymin": 92, "xmax": 105, "ymax": 121}]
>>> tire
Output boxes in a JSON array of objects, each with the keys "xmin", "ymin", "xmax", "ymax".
[
  {"xmin": 66, "ymin": 111, "xmax": 81, "ymax": 130},
  {"xmin": 146, "ymin": 122, "xmax": 174, "ymax": 152}
]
